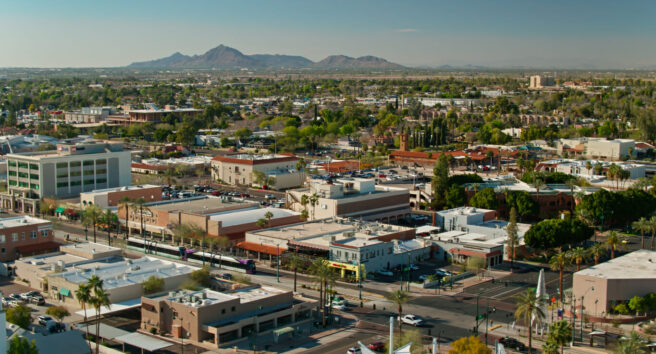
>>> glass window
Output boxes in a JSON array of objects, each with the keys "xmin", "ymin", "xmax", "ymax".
[
  {"xmin": 29, "ymin": 164, "xmax": 38, "ymax": 170},
  {"xmin": 70, "ymin": 171, "xmax": 81, "ymax": 176},
  {"xmin": 83, "ymin": 160, "xmax": 94, "ymax": 166},
  {"xmin": 30, "ymin": 174, "xmax": 38, "ymax": 180},
  {"xmin": 8, "ymin": 171, "xmax": 16, "ymax": 177},
  {"xmin": 70, "ymin": 161, "xmax": 81, "ymax": 167},
  {"xmin": 41, "ymin": 230, "xmax": 48, "ymax": 237},
  {"xmin": 18, "ymin": 172, "xmax": 27, "ymax": 178},
  {"xmin": 1, "ymin": 248, "xmax": 4, "ymax": 254},
  {"xmin": 56, "ymin": 162, "xmax": 67, "ymax": 169},
  {"xmin": 57, "ymin": 182, "xmax": 68, "ymax": 188},
  {"xmin": 8, "ymin": 180, "xmax": 17, "ymax": 186},
  {"xmin": 18, "ymin": 182, "xmax": 28, "ymax": 188},
  {"xmin": 96, "ymin": 178, "xmax": 107, "ymax": 184},
  {"xmin": 7, "ymin": 161, "xmax": 16, "ymax": 167},
  {"xmin": 84, "ymin": 179, "xmax": 94, "ymax": 185},
  {"xmin": 18, "ymin": 162, "xmax": 28, "ymax": 168},
  {"xmin": 30, "ymin": 231, "xmax": 37, "ymax": 239},
  {"xmin": 30, "ymin": 184, "xmax": 39, "ymax": 190},
  {"xmin": 11, "ymin": 233, "xmax": 18, "ymax": 242},
  {"xmin": 83, "ymin": 170, "xmax": 94, "ymax": 176},
  {"xmin": 96, "ymin": 159, "xmax": 106, "ymax": 165},
  {"xmin": 57, "ymin": 172, "xmax": 68, "ymax": 178},
  {"xmin": 0, "ymin": 235, "xmax": 5, "ymax": 243},
  {"xmin": 96, "ymin": 169, "xmax": 107, "ymax": 174},
  {"xmin": 70, "ymin": 181, "xmax": 81, "ymax": 186},
  {"xmin": 21, "ymin": 232, "xmax": 25, "ymax": 240}
]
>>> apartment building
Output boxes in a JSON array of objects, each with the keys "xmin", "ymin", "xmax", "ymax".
[
  {"xmin": 210, "ymin": 153, "xmax": 303, "ymax": 190},
  {"xmin": 0, "ymin": 216, "xmax": 56, "ymax": 262},
  {"xmin": 141, "ymin": 287, "xmax": 315, "ymax": 348},
  {"xmin": 529, "ymin": 75, "xmax": 555, "ymax": 89}
]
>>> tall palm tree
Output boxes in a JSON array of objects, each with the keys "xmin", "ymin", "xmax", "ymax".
[
  {"xmin": 309, "ymin": 258, "xmax": 333, "ymax": 327},
  {"xmin": 649, "ymin": 216, "xmax": 656, "ymax": 250},
  {"xmin": 565, "ymin": 178, "xmax": 577, "ymax": 213},
  {"xmin": 74, "ymin": 283, "xmax": 92, "ymax": 348},
  {"xmin": 118, "ymin": 196, "xmax": 132, "ymax": 240},
  {"xmin": 132, "ymin": 198, "xmax": 149, "ymax": 240},
  {"xmin": 633, "ymin": 217, "xmax": 649, "ymax": 249},
  {"xmin": 288, "ymin": 254, "xmax": 303, "ymax": 293},
  {"xmin": 300, "ymin": 194, "xmax": 309, "ymax": 215},
  {"xmin": 100, "ymin": 208, "xmax": 118, "ymax": 246},
  {"xmin": 605, "ymin": 231, "xmax": 624, "ymax": 259},
  {"xmin": 549, "ymin": 252, "xmax": 570, "ymax": 305},
  {"xmin": 514, "ymin": 289, "xmax": 546, "ymax": 354},
  {"xmin": 548, "ymin": 320, "xmax": 572, "ymax": 354},
  {"xmin": 309, "ymin": 193, "xmax": 319, "ymax": 220},
  {"xmin": 264, "ymin": 210, "xmax": 274, "ymax": 225},
  {"xmin": 568, "ymin": 247, "xmax": 588, "ymax": 271},
  {"xmin": 90, "ymin": 287, "xmax": 111, "ymax": 354},
  {"xmin": 82, "ymin": 204, "xmax": 103, "ymax": 243},
  {"xmin": 588, "ymin": 243, "xmax": 606, "ymax": 265},
  {"xmin": 616, "ymin": 331, "xmax": 647, "ymax": 354},
  {"xmin": 386, "ymin": 289, "xmax": 410, "ymax": 334},
  {"xmin": 507, "ymin": 207, "xmax": 518, "ymax": 272}
]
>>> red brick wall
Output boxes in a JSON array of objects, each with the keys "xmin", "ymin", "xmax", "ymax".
[
  {"xmin": 0, "ymin": 223, "xmax": 54, "ymax": 262},
  {"xmin": 107, "ymin": 187, "xmax": 162, "ymax": 206}
]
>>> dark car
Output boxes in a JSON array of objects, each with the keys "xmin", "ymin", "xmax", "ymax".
[
  {"xmin": 498, "ymin": 337, "xmax": 527, "ymax": 351},
  {"xmin": 368, "ymin": 341, "xmax": 385, "ymax": 351},
  {"xmin": 220, "ymin": 273, "xmax": 233, "ymax": 280}
]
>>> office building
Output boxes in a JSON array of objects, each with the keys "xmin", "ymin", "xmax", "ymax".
[
  {"xmin": 80, "ymin": 184, "xmax": 162, "ymax": 208},
  {"xmin": 529, "ymin": 75, "xmax": 555, "ymax": 89},
  {"xmin": 287, "ymin": 178, "xmax": 410, "ymax": 223},
  {"xmin": 573, "ymin": 250, "xmax": 656, "ymax": 317},
  {"xmin": 1, "ymin": 140, "xmax": 131, "ymax": 214},
  {"xmin": 141, "ymin": 286, "xmax": 315, "ymax": 347},
  {"xmin": 64, "ymin": 107, "xmax": 115, "ymax": 124},
  {"xmin": 107, "ymin": 108, "xmax": 202, "ymax": 125},
  {"xmin": 0, "ymin": 216, "xmax": 56, "ymax": 262},
  {"xmin": 210, "ymin": 153, "xmax": 303, "ymax": 190}
]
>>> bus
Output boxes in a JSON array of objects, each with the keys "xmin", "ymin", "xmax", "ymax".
[{"xmin": 126, "ymin": 237, "xmax": 256, "ymax": 274}]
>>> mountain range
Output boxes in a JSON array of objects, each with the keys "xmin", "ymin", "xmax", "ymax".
[{"xmin": 128, "ymin": 45, "xmax": 404, "ymax": 69}]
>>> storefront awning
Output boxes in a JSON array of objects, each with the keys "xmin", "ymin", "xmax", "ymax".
[{"xmin": 59, "ymin": 288, "xmax": 70, "ymax": 296}]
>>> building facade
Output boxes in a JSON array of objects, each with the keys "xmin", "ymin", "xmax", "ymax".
[
  {"xmin": 529, "ymin": 75, "xmax": 555, "ymax": 89},
  {"xmin": 0, "ymin": 216, "xmax": 55, "ymax": 262},
  {"xmin": 210, "ymin": 154, "xmax": 303, "ymax": 190},
  {"xmin": 80, "ymin": 184, "xmax": 162, "ymax": 208}
]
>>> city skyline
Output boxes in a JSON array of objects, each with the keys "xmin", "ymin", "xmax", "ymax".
[{"xmin": 0, "ymin": 0, "xmax": 654, "ymax": 69}]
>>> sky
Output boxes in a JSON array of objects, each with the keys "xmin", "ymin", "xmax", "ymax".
[{"xmin": 0, "ymin": 0, "xmax": 654, "ymax": 69}]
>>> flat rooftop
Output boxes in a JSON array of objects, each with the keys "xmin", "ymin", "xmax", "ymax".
[
  {"xmin": 222, "ymin": 153, "xmax": 291, "ymax": 161},
  {"xmin": 154, "ymin": 286, "xmax": 287, "ymax": 308},
  {"xmin": 54, "ymin": 256, "xmax": 198, "ymax": 290},
  {"xmin": 0, "ymin": 216, "xmax": 50, "ymax": 228},
  {"xmin": 147, "ymin": 196, "xmax": 254, "ymax": 214},
  {"xmin": 16, "ymin": 252, "xmax": 86, "ymax": 268},
  {"xmin": 60, "ymin": 242, "xmax": 121, "ymax": 255},
  {"xmin": 436, "ymin": 206, "xmax": 494, "ymax": 218},
  {"xmin": 85, "ymin": 184, "xmax": 160, "ymax": 195},
  {"xmin": 249, "ymin": 218, "xmax": 409, "ymax": 242},
  {"xmin": 576, "ymin": 250, "xmax": 656, "ymax": 279},
  {"xmin": 208, "ymin": 207, "xmax": 299, "ymax": 227}
]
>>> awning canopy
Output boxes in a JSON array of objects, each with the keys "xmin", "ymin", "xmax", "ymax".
[
  {"xmin": 236, "ymin": 241, "xmax": 281, "ymax": 255},
  {"xmin": 59, "ymin": 288, "xmax": 70, "ymax": 296},
  {"xmin": 114, "ymin": 332, "xmax": 173, "ymax": 352},
  {"xmin": 273, "ymin": 326, "xmax": 294, "ymax": 336},
  {"xmin": 75, "ymin": 323, "xmax": 129, "ymax": 340}
]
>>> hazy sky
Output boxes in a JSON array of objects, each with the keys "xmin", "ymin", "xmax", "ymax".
[{"xmin": 1, "ymin": 0, "xmax": 654, "ymax": 69}]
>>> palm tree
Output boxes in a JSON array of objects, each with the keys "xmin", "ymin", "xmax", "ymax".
[
  {"xmin": 565, "ymin": 178, "xmax": 577, "ymax": 213},
  {"xmin": 118, "ymin": 196, "xmax": 132, "ymax": 240},
  {"xmin": 74, "ymin": 283, "xmax": 92, "ymax": 347},
  {"xmin": 132, "ymin": 198, "xmax": 149, "ymax": 240},
  {"xmin": 585, "ymin": 161, "xmax": 592, "ymax": 176},
  {"xmin": 300, "ymin": 194, "xmax": 309, "ymax": 216},
  {"xmin": 288, "ymin": 254, "xmax": 303, "ymax": 292},
  {"xmin": 633, "ymin": 217, "xmax": 649, "ymax": 249},
  {"xmin": 309, "ymin": 193, "xmax": 319, "ymax": 220},
  {"xmin": 568, "ymin": 247, "xmax": 588, "ymax": 271},
  {"xmin": 547, "ymin": 320, "xmax": 572, "ymax": 354},
  {"xmin": 264, "ymin": 210, "xmax": 274, "ymax": 225},
  {"xmin": 255, "ymin": 218, "xmax": 268, "ymax": 228},
  {"xmin": 549, "ymin": 252, "xmax": 570, "ymax": 305},
  {"xmin": 82, "ymin": 204, "xmax": 103, "ymax": 243},
  {"xmin": 90, "ymin": 287, "xmax": 111, "ymax": 354},
  {"xmin": 649, "ymin": 215, "xmax": 656, "ymax": 250},
  {"xmin": 309, "ymin": 258, "xmax": 334, "ymax": 327},
  {"xmin": 588, "ymin": 243, "xmax": 606, "ymax": 265},
  {"xmin": 100, "ymin": 209, "xmax": 118, "ymax": 246},
  {"xmin": 514, "ymin": 289, "xmax": 546, "ymax": 354},
  {"xmin": 507, "ymin": 207, "xmax": 518, "ymax": 272},
  {"xmin": 386, "ymin": 289, "xmax": 410, "ymax": 334},
  {"xmin": 605, "ymin": 231, "xmax": 624, "ymax": 259},
  {"xmin": 532, "ymin": 178, "xmax": 546, "ymax": 204},
  {"xmin": 616, "ymin": 331, "xmax": 647, "ymax": 354}
]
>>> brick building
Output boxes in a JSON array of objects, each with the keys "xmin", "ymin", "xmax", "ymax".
[
  {"xmin": 80, "ymin": 184, "xmax": 162, "ymax": 208},
  {"xmin": 0, "ymin": 216, "xmax": 56, "ymax": 262}
]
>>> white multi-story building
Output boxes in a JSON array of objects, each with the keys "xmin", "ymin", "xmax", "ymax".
[{"xmin": 210, "ymin": 153, "xmax": 303, "ymax": 190}]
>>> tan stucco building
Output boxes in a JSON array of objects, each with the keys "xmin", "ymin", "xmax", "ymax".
[{"xmin": 210, "ymin": 154, "xmax": 303, "ymax": 190}]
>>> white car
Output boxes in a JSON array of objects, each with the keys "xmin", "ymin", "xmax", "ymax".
[
  {"xmin": 346, "ymin": 347, "xmax": 362, "ymax": 354},
  {"xmin": 400, "ymin": 314, "xmax": 424, "ymax": 326},
  {"xmin": 330, "ymin": 303, "xmax": 347, "ymax": 311}
]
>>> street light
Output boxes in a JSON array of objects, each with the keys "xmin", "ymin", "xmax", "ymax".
[
  {"xmin": 276, "ymin": 245, "xmax": 280, "ymax": 283},
  {"xmin": 580, "ymin": 286, "xmax": 595, "ymax": 342}
]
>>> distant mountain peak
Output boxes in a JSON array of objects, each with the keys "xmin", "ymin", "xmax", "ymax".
[{"xmin": 128, "ymin": 45, "xmax": 404, "ymax": 70}]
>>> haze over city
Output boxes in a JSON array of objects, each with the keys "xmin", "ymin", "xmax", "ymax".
[{"xmin": 1, "ymin": 0, "xmax": 655, "ymax": 69}]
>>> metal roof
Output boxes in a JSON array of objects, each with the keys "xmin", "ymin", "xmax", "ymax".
[
  {"xmin": 74, "ymin": 323, "xmax": 129, "ymax": 340},
  {"xmin": 114, "ymin": 332, "xmax": 173, "ymax": 352}
]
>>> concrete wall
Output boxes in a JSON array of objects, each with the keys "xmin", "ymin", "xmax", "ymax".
[{"xmin": 574, "ymin": 273, "xmax": 656, "ymax": 316}]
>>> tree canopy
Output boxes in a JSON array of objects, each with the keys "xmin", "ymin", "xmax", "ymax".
[{"xmin": 524, "ymin": 218, "xmax": 592, "ymax": 250}]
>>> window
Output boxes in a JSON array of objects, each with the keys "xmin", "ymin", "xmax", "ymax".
[
  {"xmin": 30, "ymin": 174, "xmax": 38, "ymax": 180},
  {"xmin": 31, "ymin": 231, "xmax": 37, "ymax": 239},
  {"xmin": 8, "ymin": 171, "xmax": 16, "ymax": 177},
  {"xmin": 83, "ymin": 170, "xmax": 94, "ymax": 176},
  {"xmin": 221, "ymin": 309, "xmax": 226, "ymax": 314},
  {"xmin": 56, "ymin": 162, "xmax": 67, "ymax": 169},
  {"xmin": 70, "ymin": 171, "xmax": 81, "ymax": 176},
  {"xmin": 18, "ymin": 182, "xmax": 28, "ymax": 188},
  {"xmin": 70, "ymin": 161, "xmax": 81, "ymax": 167},
  {"xmin": 84, "ymin": 179, "xmax": 94, "ymax": 185},
  {"xmin": 96, "ymin": 178, "xmax": 107, "ymax": 184},
  {"xmin": 0, "ymin": 235, "xmax": 5, "ymax": 243},
  {"xmin": 83, "ymin": 160, "xmax": 94, "ymax": 166},
  {"xmin": 70, "ymin": 181, "xmax": 81, "ymax": 186},
  {"xmin": 231, "ymin": 306, "xmax": 236, "ymax": 312},
  {"xmin": 18, "ymin": 172, "xmax": 27, "ymax": 178},
  {"xmin": 7, "ymin": 161, "xmax": 16, "ymax": 167},
  {"xmin": 29, "ymin": 164, "xmax": 38, "ymax": 170},
  {"xmin": 8, "ymin": 180, "xmax": 16, "ymax": 186},
  {"xmin": 96, "ymin": 159, "xmax": 106, "ymax": 165},
  {"xmin": 30, "ymin": 184, "xmax": 39, "ymax": 190},
  {"xmin": 11, "ymin": 233, "xmax": 18, "ymax": 242},
  {"xmin": 18, "ymin": 162, "xmax": 28, "ymax": 169},
  {"xmin": 21, "ymin": 232, "xmax": 25, "ymax": 240},
  {"xmin": 57, "ymin": 172, "xmax": 68, "ymax": 178},
  {"xmin": 1, "ymin": 248, "xmax": 4, "ymax": 254},
  {"xmin": 41, "ymin": 230, "xmax": 48, "ymax": 237},
  {"xmin": 57, "ymin": 182, "xmax": 68, "ymax": 188},
  {"xmin": 96, "ymin": 169, "xmax": 107, "ymax": 174}
]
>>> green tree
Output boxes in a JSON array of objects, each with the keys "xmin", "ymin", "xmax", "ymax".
[
  {"xmin": 568, "ymin": 247, "xmax": 588, "ymax": 271},
  {"xmin": 468, "ymin": 187, "xmax": 498, "ymax": 210},
  {"xmin": 82, "ymin": 204, "xmax": 103, "ymax": 243},
  {"xmin": 74, "ymin": 283, "xmax": 92, "ymax": 344},
  {"xmin": 45, "ymin": 306, "xmax": 70, "ymax": 322},
  {"xmin": 255, "ymin": 218, "xmax": 268, "ymax": 228},
  {"xmin": 507, "ymin": 207, "xmax": 518, "ymax": 271},
  {"xmin": 287, "ymin": 254, "xmax": 304, "ymax": 292},
  {"xmin": 431, "ymin": 154, "xmax": 450, "ymax": 209},
  {"xmin": 142, "ymin": 276, "xmax": 165, "ymax": 294},
  {"xmin": 190, "ymin": 266, "xmax": 211, "ymax": 287},
  {"xmin": 524, "ymin": 218, "xmax": 592, "ymax": 250},
  {"xmin": 588, "ymin": 242, "xmax": 606, "ymax": 265},
  {"xmin": 545, "ymin": 320, "xmax": 571, "ymax": 354},
  {"xmin": 506, "ymin": 191, "xmax": 539, "ymax": 220},
  {"xmin": 386, "ymin": 289, "xmax": 410, "ymax": 334},
  {"xmin": 6, "ymin": 305, "xmax": 32, "ymax": 329},
  {"xmin": 118, "ymin": 197, "xmax": 132, "ymax": 241},
  {"xmin": 628, "ymin": 295, "xmax": 648, "ymax": 317},
  {"xmin": 448, "ymin": 335, "xmax": 491, "ymax": 354},
  {"xmin": 514, "ymin": 289, "xmax": 546, "ymax": 354},
  {"xmin": 549, "ymin": 252, "xmax": 570, "ymax": 305},
  {"xmin": 8, "ymin": 335, "xmax": 38, "ymax": 354},
  {"xmin": 100, "ymin": 208, "xmax": 118, "ymax": 246},
  {"xmin": 445, "ymin": 184, "xmax": 467, "ymax": 208},
  {"xmin": 89, "ymin": 287, "xmax": 111, "ymax": 354},
  {"xmin": 605, "ymin": 231, "xmax": 624, "ymax": 259},
  {"xmin": 633, "ymin": 217, "xmax": 650, "ymax": 249},
  {"xmin": 310, "ymin": 258, "xmax": 337, "ymax": 327},
  {"xmin": 176, "ymin": 122, "xmax": 197, "ymax": 145},
  {"xmin": 616, "ymin": 331, "xmax": 647, "ymax": 354}
]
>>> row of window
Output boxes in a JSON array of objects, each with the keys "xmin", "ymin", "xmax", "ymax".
[
  {"xmin": 8, "ymin": 171, "xmax": 40, "ymax": 180},
  {"xmin": 7, "ymin": 161, "xmax": 38, "ymax": 170},
  {"xmin": 0, "ymin": 230, "xmax": 48, "ymax": 243},
  {"xmin": 56, "ymin": 159, "xmax": 107, "ymax": 169},
  {"xmin": 56, "ymin": 179, "xmax": 107, "ymax": 188},
  {"xmin": 7, "ymin": 180, "xmax": 38, "ymax": 189}
]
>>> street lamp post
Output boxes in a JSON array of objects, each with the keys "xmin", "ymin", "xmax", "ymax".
[
  {"xmin": 84, "ymin": 226, "xmax": 88, "ymax": 241},
  {"xmin": 276, "ymin": 245, "xmax": 280, "ymax": 283}
]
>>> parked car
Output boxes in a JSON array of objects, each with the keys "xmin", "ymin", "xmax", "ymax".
[
  {"xmin": 37, "ymin": 315, "xmax": 53, "ymax": 326},
  {"xmin": 220, "ymin": 273, "xmax": 233, "ymax": 280},
  {"xmin": 29, "ymin": 296, "xmax": 45, "ymax": 305},
  {"xmin": 498, "ymin": 337, "xmax": 527, "ymax": 351},
  {"xmin": 9, "ymin": 294, "xmax": 23, "ymax": 303},
  {"xmin": 409, "ymin": 264, "xmax": 420, "ymax": 271},
  {"xmin": 400, "ymin": 314, "xmax": 423, "ymax": 326},
  {"xmin": 346, "ymin": 347, "xmax": 362, "ymax": 354},
  {"xmin": 265, "ymin": 194, "xmax": 276, "ymax": 200},
  {"xmin": 436, "ymin": 268, "xmax": 452, "ymax": 276},
  {"xmin": 368, "ymin": 341, "xmax": 385, "ymax": 351},
  {"xmin": 376, "ymin": 270, "xmax": 393, "ymax": 277},
  {"xmin": 330, "ymin": 303, "xmax": 347, "ymax": 311}
]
